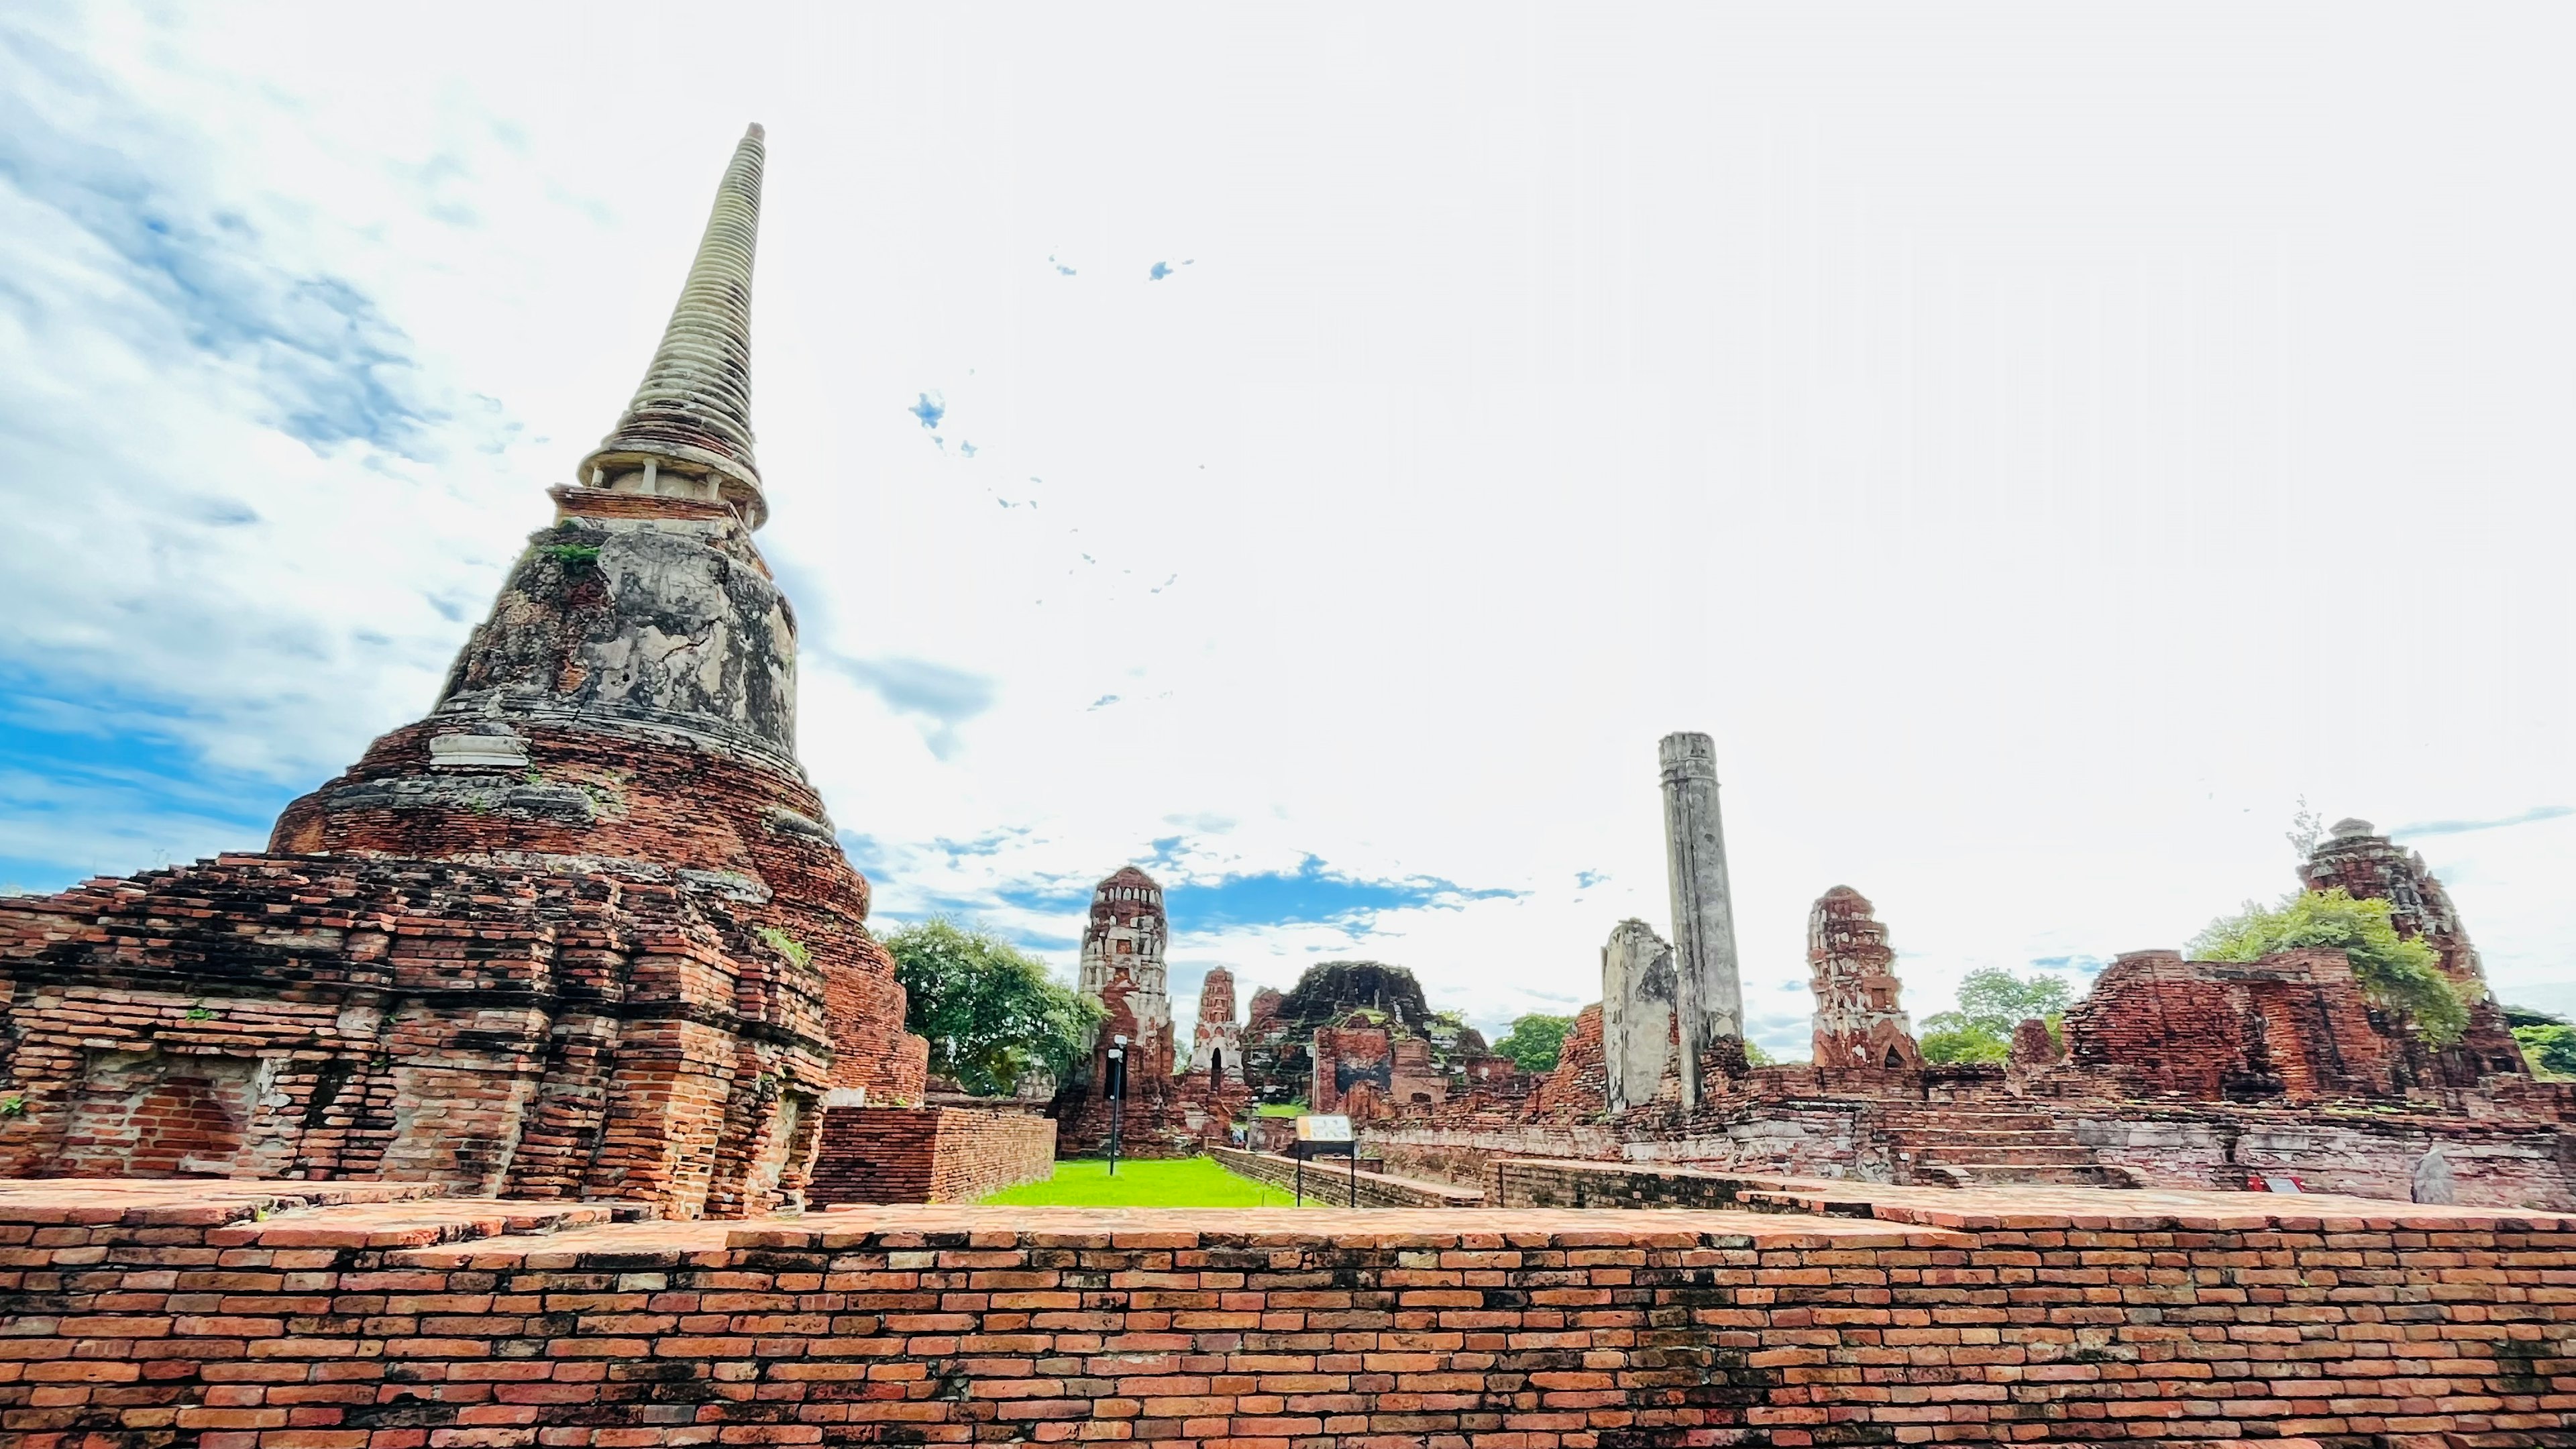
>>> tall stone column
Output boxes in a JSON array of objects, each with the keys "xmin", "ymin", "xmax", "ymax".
[{"xmin": 1659, "ymin": 731, "xmax": 1743, "ymax": 1108}]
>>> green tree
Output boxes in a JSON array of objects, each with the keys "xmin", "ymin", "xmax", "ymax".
[
  {"xmin": 1918, "ymin": 967, "xmax": 2072, "ymax": 1064},
  {"xmin": 1493, "ymin": 1013, "xmax": 1575, "ymax": 1072},
  {"xmin": 881, "ymin": 918, "xmax": 1106, "ymax": 1097},
  {"xmin": 2512, "ymin": 1024, "xmax": 2576, "ymax": 1079},
  {"xmin": 2188, "ymin": 889, "xmax": 2466, "ymax": 1046}
]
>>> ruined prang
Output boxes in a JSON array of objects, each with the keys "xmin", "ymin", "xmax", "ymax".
[
  {"xmin": 1807, "ymin": 886, "xmax": 1920, "ymax": 1073},
  {"xmin": 1187, "ymin": 967, "xmax": 1246, "ymax": 1085},
  {"xmin": 1658, "ymin": 731, "xmax": 1743, "ymax": 1107}
]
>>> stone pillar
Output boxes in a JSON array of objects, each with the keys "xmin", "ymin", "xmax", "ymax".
[
  {"xmin": 1659, "ymin": 732, "xmax": 1742, "ymax": 1108},
  {"xmin": 1600, "ymin": 919, "xmax": 1674, "ymax": 1114}
]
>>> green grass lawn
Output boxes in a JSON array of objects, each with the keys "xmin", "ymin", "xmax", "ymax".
[{"xmin": 977, "ymin": 1156, "xmax": 1311, "ymax": 1208}]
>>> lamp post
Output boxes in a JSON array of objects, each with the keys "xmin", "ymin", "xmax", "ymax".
[{"xmin": 1107, "ymin": 1034, "xmax": 1127, "ymax": 1177}]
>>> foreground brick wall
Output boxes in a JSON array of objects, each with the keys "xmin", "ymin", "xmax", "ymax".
[
  {"xmin": 806, "ymin": 1106, "xmax": 1057, "ymax": 1205},
  {"xmin": 2, "ymin": 1179, "xmax": 2571, "ymax": 1446}
]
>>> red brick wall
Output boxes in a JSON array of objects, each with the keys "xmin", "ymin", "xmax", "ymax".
[
  {"xmin": 2068, "ymin": 1105, "xmax": 2576, "ymax": 1210},
  {"xmin": 1, "ymin": 1183, "xmax": 2570, "ymax": 1446},
  {"xmin": 0, "ymin": 856, "xmax": 835, "ymax": 1218},
  {"xmin": 806, "ymin": 1106, "xmax": 1057, "ymax": 1205},
  {"xmin": 2055, "ymin": 949, "xmax": 2408, "ymax": 1101},
  {"xmin": 269, "ymin": 717, "xmax": 925, "ymax": 1106}
]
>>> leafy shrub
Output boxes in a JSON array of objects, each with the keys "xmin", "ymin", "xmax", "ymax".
[
  {"xmin": 1919, "ymin": 967, "xmax": 2070, "ymax": 1063},
  {"xmin": 757, "ymin": 925, "xmax": 812, "ymax": 969},
  {"xmin": 2188, "ymin": 888, "xmax": 2465, "ymax": 1046},
  {"xmin": 1493, "ymin": 1013, "xmax": 1575, "ymax": 1072},
  {"xmin": 2513, "ymin": 1024, "xmax": 2576, "ymax": 1078},
  {"xmin": 883, "ymin": 918, "xmax": 1105, "ymax": 1097}
]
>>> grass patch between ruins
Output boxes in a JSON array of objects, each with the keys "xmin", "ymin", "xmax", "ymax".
[{"xmin": 977, "ymin": 1156, "xmax": 1309, "ymax": 1208}]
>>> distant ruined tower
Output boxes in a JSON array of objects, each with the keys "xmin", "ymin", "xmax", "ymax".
[
  {"xmin": 1807, "ymin": 887, "xmax": 1921, "ymax": 1073},
  {"xmin": 2299, "ymin": 819, "xmax": 2491, "ymax": 998},
  {"xmin": 1077, "ymin": 866, "xmax": 1175, "ymax": 1092},
  {"xmin": 1188, "ymin": 967, "xmax": 1246, "ymax": 1085},
  {"xmin": 1659, "ymin": 731, "xmax": 1744, "ymax": 1106},
  {"xmin": 2299, "ymin": 817, "xmax": 2528, "ymax": 1077}
]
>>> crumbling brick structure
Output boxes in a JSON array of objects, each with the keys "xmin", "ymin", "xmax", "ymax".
[
  {"xmin": 2053, "ymin": 947, "xmax": 2407, "ymax": 1101},
  {"xmin": 2302, "ymin": 816, "xmax": 2530, "ymax": 1078},
  {"xmin": 1807, "ymin": 885, "xmax": 1922, "ymax": 1073},
  {"xmin": 1309, "ymin": 1010, "xmax": 1450, "ymax": 1122},
  {"xmin": 1184, "ymin": 965, "xmax": 1246, "ymax": 1087},
  {"xmin": 0, "ymin": 126, "xmax": 925, "ymax": 1218}
]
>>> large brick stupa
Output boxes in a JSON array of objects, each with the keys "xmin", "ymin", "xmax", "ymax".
[{"xmin": 0, "ymin": 126, "xmax": 926, "ymax": 1217}]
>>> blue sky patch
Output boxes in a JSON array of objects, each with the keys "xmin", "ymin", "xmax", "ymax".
[
  {"xmin": 0, "ymin": 671, "xmax": 295, "ymax": 892},
  {"xmin": 1165, "ymin": 855, "xmax": 1521, "ymax": 930}
]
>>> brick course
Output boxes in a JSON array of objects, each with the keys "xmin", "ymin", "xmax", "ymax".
[
  {"xmin": 806, "ymin": 1107, "xmax": 1056, "ymax": 1206},
  {"xmin": 0, "ymin": 1179, "xmax": 2569, "ymax": 1446}
]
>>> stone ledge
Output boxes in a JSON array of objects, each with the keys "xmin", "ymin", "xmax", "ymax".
[{"xmin": 1495, "ymin": 1156, "xmax": 2576, "ymax": 1231}]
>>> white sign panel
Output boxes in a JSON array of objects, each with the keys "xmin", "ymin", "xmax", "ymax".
[{"xmin": 1295, "ymin": 1114, "xmax": 1353, "ymax": 1143}]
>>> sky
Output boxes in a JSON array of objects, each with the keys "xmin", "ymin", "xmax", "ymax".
[{"xmin": 3, "ymin": 3, "xmax": 2572, "ymax": 1055}]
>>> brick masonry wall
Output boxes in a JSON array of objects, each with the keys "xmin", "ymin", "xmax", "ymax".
[
  {"xmin": 2070, "ymin": 1106, "xmax": 2576, "ymax": 1211},
  {"xmin": 1, "ymin": 1180, "xmax": 2571, "ymax": 1446},
  {"xmin": 1364, "ymin": 1101, "xmax": 1883, "ymax": 1191},
  {"xmin": 0, "ymin": 857, "xmax": 834, "ymax": 1220},
  {"xmin": 270, "ymin": 715, "xmax": 926, "ymax": 1107},
  {"xmin": 1207, "ymin": 1146, "xmax": 1485, "ymax": 1208},
  {"xmin": 1489, "ymin": 1157, "xmax": 1763, "ymax": 1210},
  {"xmin": 807, "ymin": 1107, "xmax": 1056, "ymax": 1206},
  {"xmin": 1358, "ymin": 1123, "xmax": 1625, "ymax": 1189}
]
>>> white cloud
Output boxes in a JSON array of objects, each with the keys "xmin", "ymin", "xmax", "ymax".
[{"xmin": 5, "ymin": 3, "xmax": 2575, "ymax": 1044}]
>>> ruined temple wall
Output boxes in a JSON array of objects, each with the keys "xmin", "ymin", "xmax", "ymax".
[
  {"xmin": 2069, "ymin": 1107, "xmax": 2576, "ymax": 1210},
  {"xmin": 806, "ymin": 1106, "xmax": 1057, "ymax": 1205},
  {"xmin": 1527, "ymin": 1002, "xmax": 1608, "ymax": 1120},
  {"xmin": 2053, "ymin": 947, "xmax": 2407, "ymax": 1102},
  {"xmin": 1614, "ymin": 1097, "xmax": 1888, "ymax": 1180},
  {"xmin": 0, "ymin": 855, "xmax": 833, "ymax": 1218},
  {"xmin": 268, "ymin": 704, "xmax": 921, "ymax": 1105},
  {"xmin": 1356, "ymin": 1121, "xmax": 1624, "ymax": 1189}
]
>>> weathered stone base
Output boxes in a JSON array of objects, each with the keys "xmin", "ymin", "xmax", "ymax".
[
  {"xmin": 805, "ymin": 1105, "xmax": 1055, "ymax": 1205},
  {"xmin": 2070, "ymin": 1104, "xmax": 2576, "ymax": 1210},
  {"xmin": 1, "ymin": 1177, "xmax": 2570, "ymax": 1446},
  {"xmin": 1377, "ymin": 1091, "xmax": 2576, "ymax": 1209}
]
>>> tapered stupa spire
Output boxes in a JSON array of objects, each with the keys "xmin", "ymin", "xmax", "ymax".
[{"xmin": 578, "ymin": 124, "xmax": 770, "ymax": 527}]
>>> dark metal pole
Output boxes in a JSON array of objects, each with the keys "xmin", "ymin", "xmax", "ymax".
[
  {"xmin": 1350, "ymin": 1144, "xmax": 1358, "ymax": 1208},
  {"xmin": 1107, "ymin": 1035, "xmax": 1126, "ymax": 1178}
]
